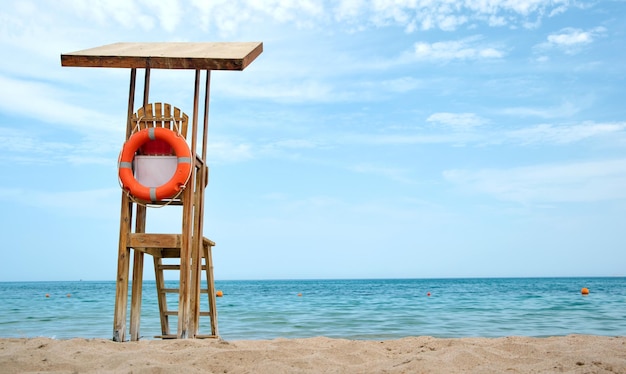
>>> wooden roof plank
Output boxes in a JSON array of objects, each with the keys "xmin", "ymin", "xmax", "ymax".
[{"xmin": 61, "ymin": 42, "xmax": 263, "ymax": 70}]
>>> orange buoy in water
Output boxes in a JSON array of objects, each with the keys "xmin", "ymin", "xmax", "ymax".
[
  {"xmin": 45, "ymin": 293, "xmax": 50, "ymax": 298},
  {"xmin": 581, "ymin": 287, "xmax": 589, "ymax": 295},
  {"xmin": 216, "ymin": 290, "xmax": 223, "ymax": 297},
  {"xmin": 66, "ymin": 294, "xmax": 71, "ymax": 298},
  {"xmin": 297, "ymin": 293, "xmax": 302, "ymax": 297},
  {"xmin": 427, "ymin": 292, "xmax": 431, "ymax": 297}
]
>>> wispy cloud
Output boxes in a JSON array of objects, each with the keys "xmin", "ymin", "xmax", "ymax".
[
  {"xmin": 504, "ymin": 122, "xmax": 626, "ymax": 145},
  {"xmin": 207, "ymin": 141, "xmax": 255, "ymax": 164},
  {"xmin": 443, "ymin": 158, "xmax": 626, "ymax": 204},
  {"xmin": 427, "ymin": 112, "xmax": 488, "ymax": 131},
  {"xmin": 0, "ymin": 187, "xmax": 120, "ymax": 218},
  {"xmin": 349, "ymin": 163, "xmax": 415, "ymax": 184},
  {"xmin": 207, "ymin": 120, "xmax": 626, "ymax": 166},
  {"xmin": 0, "ymin": 75, "xmax": 121, "ymax": 134},
  {"xmin": 535, "ymin": 26, "xmax": 607, "ymax": 55},
  {"xmin": 498, "ymin": 101, "xmax": 580, "ymax": 119},
  {"xmin": 410, "ymin": 36, "xmax": 505, "ymax": 62},
  {"xmin": 332, "ymin": 0, "xmax": 579, "ymax": 32}
]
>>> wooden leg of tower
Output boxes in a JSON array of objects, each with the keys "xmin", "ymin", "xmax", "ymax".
[
  {"xmin": 113, "ymin": 68, "xmax": 137, "ymax": 343},
  {"xmin": 190, "ymin": 164, "xmax": 204, "ymax": 337},
  {"xmin": 129, "ymin": 250, "xmax": 144, "ymax": 341},
  {"xmin": 129, "ymin": 206, "xmax": 147, "ymax": 341},
  {"xmin": 113, "ymin": 194, "xmax": 133, "ymax": 342},
  {"xmin": 153, "ymin": 256, "xmax": 170, "ymax": 336},
  {"xmin": 178, "ymin": 188, "xmax": 194, "ymax": 338},
  {"xmin": 203, "ymin": 239, "xmax": 218, "ymax": 337}
]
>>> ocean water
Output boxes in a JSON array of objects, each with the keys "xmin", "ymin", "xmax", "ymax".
[{"xmin": 0, "ymin": 278, "xmax": 624, "ymax": 341}]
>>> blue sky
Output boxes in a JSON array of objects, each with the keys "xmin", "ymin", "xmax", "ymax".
[{"xmin": 1, "ymin": 0, "xmax": 625, "ymax": 281}]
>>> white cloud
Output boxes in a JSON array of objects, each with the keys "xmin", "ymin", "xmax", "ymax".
[
  {"xmin": 339, "ymin": 0, "xmax": 573, "ymax": 32},
  {"xmin": 504, "ymin": 122, "xmax": 626, "ymax": 145},
  {"xmin": 182, "ymin": 0, "xmax": 581, "ymax": 35},
  {"xmin": 0, "ymin": 75, "xmax": 121, "ymax": 134},
  {"xmin": 218, "ymin": 78, "xmax": 345, "ymax": 103},
  {"xmin": 207, "ymin": 141, "xmax": 254, "ymax": 164},
  {"xmin": 139, "ymin": 0, "xmax": 183, "ymax": 33},
  {"xmin": 379, "ymin": 77, "xmax": 422, "ymax": 93},
  {"xmin": 427, "ymin": 112, "xmax": 488, "ymax": 130},
  {"xmin": 443, "ymin": 159, "xmax": 626, "ymax": 204},
  {"xmin": 60, "ymin": 0, "xmax": 155, "ymax": 31},
  {"xmin": 0, "ymin": 187, "xmax": 120, "ymax": 218},
  {"xmin": 349, "ymin": 163, "xmax": 414, "ymax": 184},
  {"xmin": 499, "ymin": 101, "xmax": 580, "ymax": 119},
  {"xmin": 190, "ymin": 0, "xmax": 323, "ymax": 35},
  {"xmin": 536, "ymin": 26, "xmax": 607, "ymax": 55},
  {"xmin": 412, "ymin": 37, "xmax": 505, "ymax": 61}
]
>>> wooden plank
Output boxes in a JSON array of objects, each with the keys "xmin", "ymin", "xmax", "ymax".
[
  {"xmin": 61, "ymin": 42, "xmax": 263, "ymax": 70},
  {"xmin": 113, "ymin": 68, "xmax": 137, "ymax": 343},
  {"xmin": 156, "ymin": 334, "xmax": 218, "ymax": 339},
  {"xmin": 173, "ymin": 106, "xmax": 189, "ymax": 138},
  {"xmin": 203, "ymin": 237, "xmax": 216, "ymax": 247},
  {"xmin": 189, "ymin": 70, "xmax": 205, "ymax": 337},
  {"xmin": 127, "ymin": 233, "xmax": 181, "ymax": 249},
  {"xmin": 129, "ymin": 201, "xmax": 148, "ymax": 341},
  {"xmin": 204, "ymin": 240, "xmax": 219, "ymax": 337},
  {"xmin": 177, "ymin": 70, "xmax": 201, "ymax": 339},
  {"xmin": 160, "ymin": 248, "xmax": 183, "ymax": 258},
  {"xmin": 155, "ymin": 102, "xmax": 163, "ymax": 128},
  {"xmin": 159, "ymin": 265, "xmax": 181, "ymax": 271},
  {"xmin": 129, "ymin": 249, "xmax": 144, "ymax": 342},
  {"xmin": 113, "ymin": 195, "xmax": 132, "ymax": 343},
  {"xmin": 130, "ymin": 60, "xmax": 150, "ymax": 339},
  {"xmin": 154, "ymin": 257, "xmax": 170, "ymax": 336},
  {"xmin": 143, "ymin": 68, "xmax": 151, "ymax": 108}
]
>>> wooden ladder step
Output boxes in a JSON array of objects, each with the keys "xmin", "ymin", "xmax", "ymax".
[
  {"xmin": 159, "ymin": 265, "xmax": 180, "ymax": 270},
  {"xmin": 158, "ymin": 265, "xmax": 206, "ymax": 270},
  {"xmin": 163, "ymin": 311, "xmax": 212, "ymax": 316},
  {"xmin": 158, "ymin": 288, "xmax": 210, "ymax": 294},
  {"xmin": 155, "ymin": 334, "xmax": 219, "ymax": 339}
]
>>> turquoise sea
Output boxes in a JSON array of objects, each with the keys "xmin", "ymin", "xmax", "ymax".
[{"xmin": 1, "ymin": 278, "xmax": 625, "ymax": 341}]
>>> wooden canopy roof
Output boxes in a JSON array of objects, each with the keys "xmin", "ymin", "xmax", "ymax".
[{"xmin": 61, "ymin": 42, "xmax": 263, "ymax": 70}]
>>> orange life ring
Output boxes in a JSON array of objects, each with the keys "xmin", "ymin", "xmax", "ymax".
[{"xmin": 118, "ymin": 127, "xmax": 192, "ymax": 202}]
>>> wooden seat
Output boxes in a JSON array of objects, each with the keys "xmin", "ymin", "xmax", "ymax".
[{"xmin": 132, "ymin": 102, "xmax": 189, "ymax": 138}]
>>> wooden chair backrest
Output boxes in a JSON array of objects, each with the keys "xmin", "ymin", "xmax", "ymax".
[{"xmin": 131, "ymin": 103, "xmax": 189, "ymax": 139}]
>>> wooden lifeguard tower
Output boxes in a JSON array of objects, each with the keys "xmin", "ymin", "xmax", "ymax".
[{"xmin": 61, "ymin": 42, "xmax": 263, "ymax": 341}]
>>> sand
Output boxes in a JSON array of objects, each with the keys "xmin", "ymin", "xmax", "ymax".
[{"xmin": 1, "ymin": 335, "xmax": 625, "ymax": 373}]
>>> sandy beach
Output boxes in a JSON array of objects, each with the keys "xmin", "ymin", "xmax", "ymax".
[{"xmin": 1, "ymin": 335, "xmax": 624, "ymax": 373}]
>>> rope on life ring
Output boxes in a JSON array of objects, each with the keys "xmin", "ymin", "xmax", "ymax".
[{"xmin": 118, "ymin": 127, "xmax": 192, "ymax": 202}]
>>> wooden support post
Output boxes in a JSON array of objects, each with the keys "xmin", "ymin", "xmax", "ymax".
[
  {"xmin": 113, "ymin": 68, "xmax": 137, "ymax": 342},
  {"xmin": 129, "ymin": 233, "xmax": 144, "ymax": 341},
  {"xmin": 204, "ymin": 241, "xmax": 218, "ymax": 336},
  {"xmin": 129, "ymin": 68, "xmax": 151, "ymax": 341},
  {"xmin": 177, "ymin": 70, "xmax": 201, "ymax": 338},
  {"xmin": 193, "ymin": 70, "xmax": 212, "ymax": 334},
  {"xmin": 153, "ymin": 256, "xmax": 170, "ymax": 336}
]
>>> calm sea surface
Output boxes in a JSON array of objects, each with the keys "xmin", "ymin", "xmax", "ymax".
[{"xmin": 1, "ymin": 278, "xmax": 624, "ymax": 340}]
